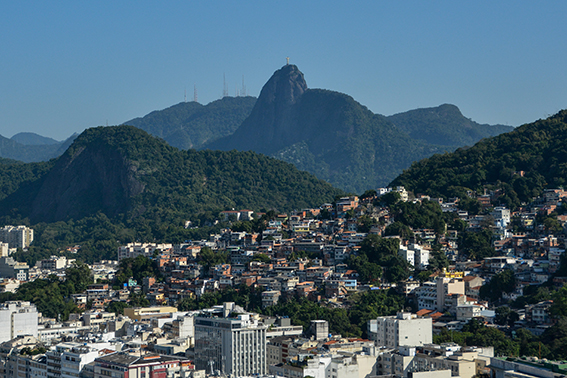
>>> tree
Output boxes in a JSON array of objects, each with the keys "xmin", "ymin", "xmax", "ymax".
[
  {"xmin": 106, "ymin": 301, "xmax": 129, "ymax": 315},
  {"xmin": 495, "ymin": 306, "xmax": 519, "ymax": 326},
  {"xmin": 65, "ymin": 262, "xmax": 93, "ymax": 293},
  {"xmin": 480, "ymin": 270, "xmax": 516, "ymax": 303},
  {"xmin": 198, "ymin": 247, "xmax": 228, "ymax": 272},
  {"xmin": 380, "ymin": 191, "xmax": 401, "ymax": 206},
  {"xmin": 357, "ymin": 215, "xmax": 377, "ymax": 233},
  {"xmin": 384, "ymin": 222, "xmax": 413, "ymax": 239},
  {"xmin": 251, "ymin": 253, "xmax": 271, "ymax": 263}
]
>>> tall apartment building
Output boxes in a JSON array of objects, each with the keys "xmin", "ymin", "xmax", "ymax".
[
  {"xmin": 0, "ymin": 301, "xmax": 38, "ymax": 343},
  {"xmin": 0, "ymin": 225, "xmax": 34, "ymax": 249},
  {"xmin": 436, "ymin": 270, "xmax": 465, "ymax": 312},
  {"xmin": 0, "ymin": 255, "xmax": 29, "ymax": 281},
  {"xmin": 368, "ymin": 312, "xmax": 432, "ymax": 348},
  {"xmin": 398, "ymin": 243, "xmax": 430, "ymax": 270},
  {"xmin": 194, "ymin": 302, "xmax": 267, "ymax": 376}
]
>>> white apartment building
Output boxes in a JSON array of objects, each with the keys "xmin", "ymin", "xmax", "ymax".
[
  {"xmin": 117, "ymin": 242, "xmax": 173, "ymax": 261},
  {"xmin": 194, "ymin": 302, "xmax": 267, "ymax": 376},
  {"xmin": 379, "ymin": 344, "xmax": 493, "ymax": 378},
  {"xmin": 0, "ymin": 225, "xmax": 34, "ymax": 249},
  {"xmin": 40, "ymin": 256, "xmax": 74, "ymax": 271},
  {"xmin": 46, "ymin": 342, "xmax": 114, "ymax": 378},
  {"xmin": 491, "ymin": 207, "xmax": 511, "ymax": 228},
  {"xmin": 398, "ymin": 243, "xmax": 430, "ymax": 270},
  {"xmin": 456, "ymin": 304, "xmax": 482, "ymax": 321},
  {"xmin": 0, "ymin": 301, "xmax": 38, "ymax": 343},
  {"xmin": 414, "ymin": 282, "xmax": 437, "ymax": 311},
  {"xmin": 0, "ymin": 255, "xmax": 28, "ymax": 281},
  {"xmin": 368, "ymin": 312, "xmax": 432, "ymax": 348},
  {"xmin": 269, "ymin": 350, "xmax": 378, "ymax": 378}
]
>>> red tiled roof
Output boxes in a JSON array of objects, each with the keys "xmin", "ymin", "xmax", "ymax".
[{"xmin": 416, "ymin": 309, "xmax": 433, "ymax": 317}]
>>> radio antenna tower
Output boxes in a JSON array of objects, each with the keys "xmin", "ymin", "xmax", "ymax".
[
  {"xmin": 184, "ymin": 87, "xmax": 187, "ymax": 103},
  {"xmin": 222, "ymin": 73, "xmax": 229, "ymax": 98},
  {"xmin": 241, "ymin": 75, "xmax": 246, "ymax": 97},
  {"xmin": 194, "ymin": 85, "xmax": 198, "ymax": 102}
]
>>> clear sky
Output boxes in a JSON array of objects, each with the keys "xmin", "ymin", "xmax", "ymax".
[{"xmin": 1, "ymin": 1, "xmax": 566, "ymax": 141}]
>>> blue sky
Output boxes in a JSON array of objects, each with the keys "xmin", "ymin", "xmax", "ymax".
[{"xmin": 1, "ymin": 1, "xmax": 566, "ymax": 140}]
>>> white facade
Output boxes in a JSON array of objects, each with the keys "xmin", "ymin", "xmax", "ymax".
[
  {"xmin": 456, "ymin": 305, "xmax": 482, "ymax": 321},
  {"xmin": 194, "ymin": 305, "xmax": 267, "ymax": 376},
  {"xmin": 117, "ymin": 242, "xmax": 173, "ymax": 261},
  {"xmin": 398, "ymin": 244, "xmax": 430, "ymax": 270},
  {"xmin": 414, "ymin": 282, "xmax": 437, "ymax": 311},
  {"xmin": 40, "ymin": 256, "xmax": 73, "ymax": 270},
  {"xmin": 368, "ymin": 312, "xmax": 432, "ymax": 348},
  {"xmin": 491, "ymin": 207, "xmax": 511, "ymax": 228},
  {"xmin": 0, "ymin": 301, "xmax": 38, "ymax": 343},
  {"xmin": 0, "ymin": 225, "xmax": 34, "ymax": 249}
]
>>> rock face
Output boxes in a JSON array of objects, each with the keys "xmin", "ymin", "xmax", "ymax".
[
  {"xmin": 207, "ymin": 65, "xmax": 443, "ymax": 192},
  {"xmin": 1, "ymin": 125, "xmax": 343, "ymax": 223},
  {"xmin": 208, "ymin": 65, "xmax": 307, "ymax": 154},
  {"xmin": 206, "ymin": 64, "xmax": 514, "ymax": 193},
  {"xmin": 29, "ymin": 139, "xmax": 145, "ymax": 222}
]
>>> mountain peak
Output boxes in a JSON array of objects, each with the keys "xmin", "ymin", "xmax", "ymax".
[
  {"xmin": 207, "ymin": 65, "xmax": 308, "ymax": 153},
  {"xmin": 258, "ymin": 64, "xmax": 307, "ymax": 106}
]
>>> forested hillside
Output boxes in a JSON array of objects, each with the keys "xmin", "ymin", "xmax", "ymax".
[
  {"xmin": 0, "ymin": 125, "xmax": 343, "ymax": 263},
  {"xmin": 124, "ymin": 96, "xmax": 256, "ymax": 149},
  {"xmin": 387, "ymin": 104, "xmax": 513, "ymax": 147},
  {"xmin": 391, "ymin": 110, "xmax": 567, "ymax": 208},
  {"xmin": 207, "ymin": 65, "xmax": 513, "ymax": 192}
]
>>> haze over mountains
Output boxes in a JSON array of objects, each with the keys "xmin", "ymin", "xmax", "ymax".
[
  {"xmin": 0, "ymin": 64, "xmax": 513, "ymax": 192},
  {"xmin": 123, "ymin": 96, "xmax": 256, "ymax": 149},
  {"xmin": 206, "ymin": 64, "xmax": 513, "ymax": 192},
  {"xmin": 0, "ymin": 133, "xmax": 77, "ymax": 163}
]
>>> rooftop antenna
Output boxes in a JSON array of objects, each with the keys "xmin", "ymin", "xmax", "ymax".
[
  {"xmin": 223, "ymin": 73, "xmax": 229, "ymax": 98},
  {"xmin": 194, "ymin": 85, "xmax": 198, "ymax": 103},
  {"xmin": 286, "ymin": 57, "xmax": 290, "ymax": 65}
]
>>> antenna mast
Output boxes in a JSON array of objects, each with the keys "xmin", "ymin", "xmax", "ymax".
[
  {"xmin": 242, "ymin": 75, "xmax": 246, "ymax": 96},
  {"xmin": 223, "ymin": 73, "xmax": 228, "ymax": 98},
  {"xmin": 184, "ymin": 87, "xmax": 187, "ymax": 103},
  {"xmin": 194, "ymin": 85, "xmax": 198, "ymax": 103}
]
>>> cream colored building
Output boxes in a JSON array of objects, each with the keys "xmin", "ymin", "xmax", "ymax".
[
  {"xmin": 436, "ymin": 270, "xmax": 465, "ymax": 312},
  {"xmin": 123, "ymin": 306, "xmax": 178, "ymax": 322}
]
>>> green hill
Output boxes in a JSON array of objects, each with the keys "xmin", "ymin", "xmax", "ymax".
[
  {"xmin": 11, "ymin": 132, "xmax": 60, "ymax": 146},
  {"xmin": 1, "ymin": 125, "xmax": 343, "ymax": 224},
  {"xmin": 390, "ymin": 110, "xmax": 567, "ymax": 208},
  {"xmin": 124, "ymin": 96, "xmax": 256, "ymax": 149},
  {"xmin": 0, "ymin": 133, "xmax": 77, "ymax": 163},
  {"xmin": 387, "ymin": 104, "xmax": 514, "ymax": 147}
]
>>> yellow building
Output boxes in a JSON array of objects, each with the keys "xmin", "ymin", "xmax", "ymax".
[{"xmin": 124, "ymin": 306, "xmax": 178, "ymax": 322}]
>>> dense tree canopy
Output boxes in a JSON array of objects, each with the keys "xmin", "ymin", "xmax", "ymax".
[{"xmin": 392, "ymin": 110, "xmax": 567, "ymax": 209}]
